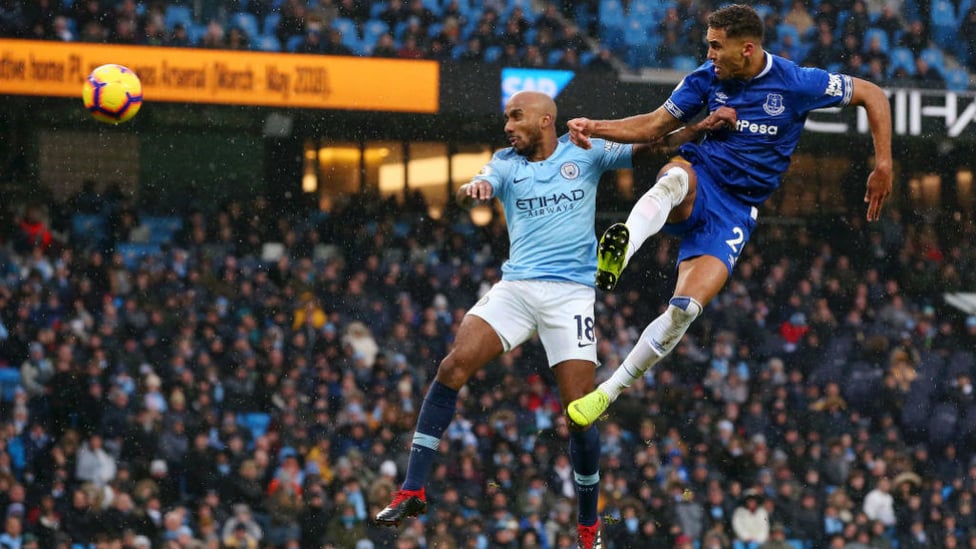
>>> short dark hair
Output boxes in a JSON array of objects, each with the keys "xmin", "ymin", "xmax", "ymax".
[{"xmin": 708, "ymin": 4, "xmax": 764, "ymax": 42}]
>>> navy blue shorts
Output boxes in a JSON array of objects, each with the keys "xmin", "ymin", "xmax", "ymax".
[{"xmin": 662, "ymin": 162, "xmax": 759, "ymax": 275}]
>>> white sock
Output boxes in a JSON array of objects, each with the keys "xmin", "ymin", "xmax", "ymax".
[
  {"xmin": 599, "ymin": 296, "xmax": 701, "ymax": 400},
  {"xmin": 624, "ymin": 167, "xmax": 689, "ymax": 265}
]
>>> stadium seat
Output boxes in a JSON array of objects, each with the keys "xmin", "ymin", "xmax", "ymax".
[
  {"xmin": 920, "ymin": 47, "xmax": 946, "ymax": 76},
  {"xmin": 484, "ymin": 45, "xmax": 502, "ymax": 63},
  {"xmin": 164, "ymin": 5, "xmax": 193, "ymax": 31},
  {"xmin": 945, "ymin": 68, "xmax": 970, "ymax": 91},
  {"xmin": 286, "ymin": 35, "xmax": 305, "ymax": 52},
  {"xmin": 230, "ymin": 12, "xmax": 260, "ymax": 39},
  {"xmin": 332, "ymin": 17, "xmax": 359, "ymax": 42},
  {"xmin": 671, "ymin": 55, "xmax": 700, "ymax": 71},
  {"xmin": 116, "ymin": 243, "xmax": 162, "ymax": 269},
  {"xmin": 752, "ymin": 4, "xmax": 774, "ymax": 20},
  {"xmin": 623, "ymin": 18, "xmax": 649, "ymax": 47},
  {"xmin": 931, "ymin": 0, "xmax": 958, "ymax": 27},
  {"xmin": 0, "ymin": 368, "xmax": 19, "ymax": 402},
  {"xmin": 628, "ymin": 0, "xmax": 657, "ymax": 25},
  {"xmin": 238, "ymin": 412, "xmax": 271, "ymax": 439},
  {"xmin": 931, "ymin": 0, "xmax": 958, "ymax": 49},
  {"xmin": 263, "ymin": 12, "xmax": 281, "ymax": 36},
  {"xmin": 889, "ymin": 47, "xmax": 916, "ymax": 76},
  {"xmin": 370, "ymin": 1, "xmax": 386, "ymax": 19},
  {"xmin": 254, "ymin": 34, "xmax": 281, "ymax": 51},
  {"xmin": 138, "ymin": 216, "xmax": 182, "ymax": 244},
  {"xmin": 776, "ymin": 23, "xmax": 801, "ymax": 48},
  {"xmin": 862, "ymin": 27, "xmax": 889, "ymax": 53},
  {"xmin": 363, "ymin": 19, "xmax": 389, "ymax": 45},
  {"xmin": 599, "ymin": 0, "xmax": 626, "ymax": 34},
  {"xmin": 186, "ymin": 22, "xmax": 207, "ymax": 46},
  {"xmin": 71, "ymin": 214, "xmax": 108, "ymax": 249},
  {"xmin": 627, "ymin": 44, "xmax": 656, "ymax": 69}
]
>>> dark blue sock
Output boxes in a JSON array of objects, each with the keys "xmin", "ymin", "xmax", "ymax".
[
  {"xmin": 402, "ymin": 381, "xmax": 459, "ymax": 491},
  {"xmin": 570, "ymin": 426, "xmax": 601, "ymax": 526}
]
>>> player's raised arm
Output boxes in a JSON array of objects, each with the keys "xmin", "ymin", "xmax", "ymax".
[
  {"xmin": 848, "ymin": 77, "xmax": 892, "ymax": 222},
  {"xmin": 568, "ymin": 106, "xmax": 685, "ymax": 150},
  {"xmin": 632, "ymin": 106, "xmax": 738, "ymax": 159},
  {"xmin": 456, "ymin": 179, "xmax": 493, "ymax": 210}
]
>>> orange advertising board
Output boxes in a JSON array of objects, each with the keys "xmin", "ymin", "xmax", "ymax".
[{"xmin": 0, "ymin": 39, "xmax": 439, "ymax": 113}]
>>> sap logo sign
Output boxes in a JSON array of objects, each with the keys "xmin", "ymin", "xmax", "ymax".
[{"xmin": 501, "ymin": 68, "xmax": 575, "ymax": 111}]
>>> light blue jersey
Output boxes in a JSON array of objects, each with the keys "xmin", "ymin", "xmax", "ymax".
[
  {"xmin": 665, "ymin": 53, "xmax": 854, "ymax": 205},
  {"xmin": 475, "ymin": 134, "xmax": 633, "ymax": 286}
]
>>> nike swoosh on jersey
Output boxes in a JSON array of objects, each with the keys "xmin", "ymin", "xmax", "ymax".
[
  {"xmin": 514, "ymin": 177, "xmax": 529, "ymax": 184},
  {"xmin": 577, "ymin": 341, "xmax": 594, "ymax": 348}
]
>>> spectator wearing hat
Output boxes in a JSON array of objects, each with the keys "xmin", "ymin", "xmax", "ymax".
[
  {"xmin": 759, "ymin": 522, "xmax": 793, "ymax": 549},
  {"xmin": 733, "ymin": 490, "xmax": 770, "ymax": 549},
  {"xmin": 223, "ymin": 521, "xmax": 260, "ymax": 549},
  {"xmin": 222, "ymin": 504, "xmax": 263, "ymax": 546},
  {"xmin": 674, "ymin": 533, "xmax": 694, "ymax": 549}
]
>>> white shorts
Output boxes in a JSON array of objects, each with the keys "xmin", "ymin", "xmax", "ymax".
[{"xmin": 467, "ymin": 279, "xmax": 597, "ymax": 367}]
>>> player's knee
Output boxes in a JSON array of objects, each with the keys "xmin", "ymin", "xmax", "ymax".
[
  {"xmin": 652, "ymin": 166, "xmax": 692, "ymax": 210},
  {"xmin": 668, "ymin": 296, "xmax": 702, "ymax": 326},
  {"xmin": 435, "ymin": 352, "xmax": 478, "ymax": 389}
]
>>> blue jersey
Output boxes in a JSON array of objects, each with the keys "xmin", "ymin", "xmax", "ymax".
[
  {"xmin": 664, "ymin": 53, "xmax": 854, "ymax": 205},
  {"xmin": 476, "ymin": 134, "xmax": 632, "ymax": 286}
]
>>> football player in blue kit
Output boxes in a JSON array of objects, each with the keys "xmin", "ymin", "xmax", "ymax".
[{"xmin": 565, "ymin": 4, "xmax": 892, "ymax": 427}]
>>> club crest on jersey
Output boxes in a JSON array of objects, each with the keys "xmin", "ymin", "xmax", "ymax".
[
  {"xmin": 763, "ymin": 93, "xmax": 785, "ymax": 116},
  {"xmin": 560, "ymin": 162, "xmax": 580, "ymax": 180}
]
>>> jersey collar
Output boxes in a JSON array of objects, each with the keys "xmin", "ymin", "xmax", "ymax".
[{"xmin": 749, "ymin": 52, "xmax": 774, "ymax": 81}]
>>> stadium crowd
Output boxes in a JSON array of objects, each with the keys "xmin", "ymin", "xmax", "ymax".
[
  {"xmin": 0, "ymin": 0, "xmax": 974, "ymax": 87},
  {"xmin": 0, "ymin": 182, "xmax": 974, "ymax": 549}
]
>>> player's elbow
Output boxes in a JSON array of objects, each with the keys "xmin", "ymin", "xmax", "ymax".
[{"xmin": 850, "ymin": 77, "xmax": 887, "ymax": 108}]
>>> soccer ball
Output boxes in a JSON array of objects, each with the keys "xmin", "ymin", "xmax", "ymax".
[{"xmin": 82, "ymin": 64, "xmax": 143, "ymax": 124}]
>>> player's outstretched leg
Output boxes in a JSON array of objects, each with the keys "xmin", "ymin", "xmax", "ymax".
[
  {"xmin": 568, "ymin": 296, "xmax": 703, "ymax": 427},
  {"xmin": 595, "ymin": 223, "xmax": 629, "ymax": 292},
  {"xmin": 375, "ymin": 380, "xmax": 459, "ymax": 526},
  {"xmin": 595, "ymin": 166, "xmax": 690, "ymax": 292},
  {"xmin": 571, "ymin": 425, "xmax": 604, "ymax": 549}
]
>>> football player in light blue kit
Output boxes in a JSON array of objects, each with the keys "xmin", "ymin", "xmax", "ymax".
[
  {"xmin": 565, "ymin": 4, "xmax": 893, "ymax": 428},
  {"xmin": 376, "ymin": 90, "xmax": 658, "ymax": 548}
]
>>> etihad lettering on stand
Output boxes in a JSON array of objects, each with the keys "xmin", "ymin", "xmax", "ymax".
[{"xmin": 806, "ymin": 88, "xmax": 976, "ymax": 138}]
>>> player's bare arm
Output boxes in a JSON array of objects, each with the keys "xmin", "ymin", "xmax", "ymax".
[
  {"xmin": 456, "ymin": 179, "xmax": 493, "ymax": 210},
  {"xmin": 568, "ymin": 106, "xmax": 685, "ymax": 150},
  {"xmin": 849, "ymin": 77, "xmax": 893, "ymax": 222},
  {"xmin": 632, "ymin": 106, "xmax": 738, "ymax": 159}
]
